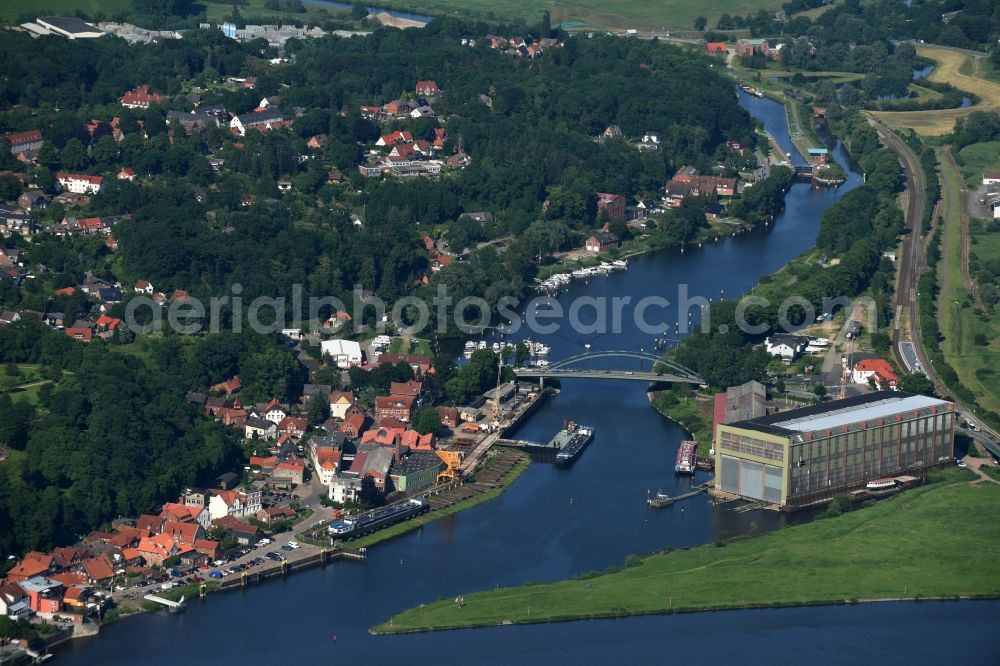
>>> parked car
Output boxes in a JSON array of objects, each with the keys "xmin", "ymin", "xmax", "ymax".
[{"xmin": 209, "ymin": 571, "xmax": 222, "ymax": 579}]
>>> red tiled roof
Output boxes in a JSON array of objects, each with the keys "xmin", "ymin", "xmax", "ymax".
[
  {"xmin": 82, "ymin": 555, "xmax": 115, "ymax": 581},
  {"xmin": 5, "ymin": 129, "xmax": 42, "ymax": 146}
]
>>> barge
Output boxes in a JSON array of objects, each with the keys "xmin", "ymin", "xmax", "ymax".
[
  {"xmin": 327, "ymin": 498, "xmax": 427, "ymax": 540},
  {"xmin": 553, "ymin": 421, "xmax": 595, "ymax": 466},
  {"xmin": 675, "ymin": 440, "xmax": 697, "ymax": 475}
]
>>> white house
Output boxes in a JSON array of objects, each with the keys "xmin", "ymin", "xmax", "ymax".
[
  {"xmin": 244, "ymin": 416, "xmax": 277, "ymax": 439},
  {"xmin": 56, "ymin": 172, "xmax": 103, "ymax": 195},
  {"xmin": 134, "ymin": 279, "xmax": 154, "ymax": 294},
  {"xmin": 764, "ymin": 334, "xmax": 810, "ymax": 363},
  {"xmin": 321, "ymin": 339, "xmax": 363, "ymax": 368},
  {"xmin": 207, "ymin": 489, "xmax": 262, "ymax": 521},
  {"xmin": 326, "ymin": 473, "xmax": 362, "ymax": 504},
  {"xmin": 983, "ymin": 173, "xmax": 1000, "ymax": 186},
  {"xmin": 256, "ymin": 400, "xmax": 289, "ymax": 424}
]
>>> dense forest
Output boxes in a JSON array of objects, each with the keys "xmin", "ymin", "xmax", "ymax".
[{"xmin": 0, "ymin": 319, "xmax": 328, "ymax": 553}]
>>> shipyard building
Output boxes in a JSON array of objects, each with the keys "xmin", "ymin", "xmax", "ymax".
[{"xmin": 714, "ymin": 391, "xmax": 955, "ymax": 509}]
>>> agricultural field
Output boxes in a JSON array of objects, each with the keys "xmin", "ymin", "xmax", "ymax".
[
  {"xmin": 871, "ymin": 46, "xmax": 1000, "ymax": 136},
  {"xmin": 377, "ymin": 0, "xmax": 785, "ymax": 31}
]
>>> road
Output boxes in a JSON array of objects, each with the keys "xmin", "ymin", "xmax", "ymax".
[
  {"xmin": 869, "ymin": 119, "xmax": 934, "ymax": 382},
  {"xmin": 870, "ymin": 118, "xmax": 1000, "ymax": 441}
]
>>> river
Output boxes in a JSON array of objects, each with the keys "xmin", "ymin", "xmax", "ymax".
[{"xmin": 58, "ymin": 94, "xmax": 1000, "ymax": 665}]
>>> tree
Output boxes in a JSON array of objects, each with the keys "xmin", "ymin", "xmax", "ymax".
[
  {"xmin": 351, "ymin": 3, "xmax": 368, "ymax": 20},
  {"xmin": 58, "ymin": 138, "xmax": 88, "ymax": 171},
  {"xmin": 359, "ymin": 475, "xmax": 384, "ymax": 508},
  {"xmin": 240, "ymin": 348, "xmax": 301, "ymax": 404},
  {"xmin": 694, "ymin": 16, "xmax": 708, "ymax": 31},
  {"xmin": 813, "ymin": 384, "xmax": 827, "ymax": 398},
  {"xmin": 306, "ymin": 394, "xmax": 328, "ymax": 426},
  {"xmin": 411, "ymin": 405, "xmax": 442, "ymax": 435},
  {"xmin": 898, "ymin": 373, "xmax": 935, "ymax": 396},
  {"xmin": 0, "ymin": 175, "xmax": 21, "ymax": 201}
]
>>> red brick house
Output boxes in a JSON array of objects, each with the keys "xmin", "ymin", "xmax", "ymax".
[
  {"xmin": 596, "ymin": 192, "xmax": 626, "ymax": 220},
  {"xmin": 375, "ymin": 395, "xmax": 416, "ymax": 422},
  {"xmin": 585, "ymin": 232, "xmax": 620, "ymax": 254},
  {"xmin": 705, "ymin": 42, "xmax": 728, "ymax": 55},
  {"xmin": 120, "ymin": 85, "xmax": 164, "ymax": 109},
  {"xmin": 415, "ymin": 80, "xmax": 439, "ymax": 96}
]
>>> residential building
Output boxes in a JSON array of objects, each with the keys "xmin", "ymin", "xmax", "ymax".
[
  {"xmin": 327, "ymin": 473, "xmax": 363, "ymax": 503},
  {"xmin": 120, "ymin": 85, "xmax": 164, "ymax": 109},
  {"xmin": 17, "ymin": 190, "xmax": 49, "ymax": 212},
  {"xmin": 256, "ymin": 506, "xmax": 295, "ymax": 524},
  {"xmin": 585, "ymin": 232, "xmax": 619, "ymax": 253},
  {"xmin": 376, "ymin": 130, "xmax": 413, "ymax": 147},
  {"xmin": 390, "ymin": 450, "xmax": 443, "ymax": 493},
  {"xmin": 56, "ymin": 173, "xmax": 103, "ymax": 195},
  {"xmin": 596, "ymin": 192, "xmax": 626, "ymax": 220},
  {"xmin": 0, "ymin": 583, "xmax": 31, "ymax": 620},
  {"xmin": 245, "ymin": 416, "xmax": 277, "ymax": 440},
  {"xmin": 6, "ymin": 552, "xmax": 52, "ymax": 583},
  {"xmin": 0, "ymin": 205, "xmax": 34, "ymax": 238},
  {"xmin": 705, "ymin": 41, "xmax": 728, "ymax": 55},
  {"xmin": 390, "ymin": 380, "xmax": 423, "ymax": 401},
  {"xmin": 207, "ymin": 489, "xmax": 262, "ymax": 521},
  {"xmin": 329, "ymin": 390, "xmax": 355, "ymax": 420},
  {"xmin": 272, "ymin": 460, "xmax": 305, "ymax": 485},
  {"xmin": 438, "ymin": 406, "xmax": 459, "ymax": 428},
  {"xmin": 230, "ymin": 107, "xmax": 284, "ymax": 136},
  {"xmin": 277, "ymin": 415, "xmax": 308, "ymax": 438},
  {"xmin": 159, "ymin": 502, "xmax": 213, "ymax": 529},
  {"xmin": 210, "ymin": 516, "xmax": 261, "ymax": 546},
  {"xmin": 764, "ymin": 334, "xmax": 810, "ymax": 362},
  {"xmin": 321, "ymin": 339, "xmax": 363, "ymax": 368},
  {"xmin": 375, "ymin": 395, "xmax": 416, "ymax": 422},
  {"xmin": 982, "ymin": 173, "xmax": 1000, "ymax": 186},
  {"xmin": 852, "ymin": 358, "xmax": 899, "ymax": 391},
  {"xmin": 310, "ymin": 439, "xmax": 343, "ymax": 488},
  {"xmin": 415, "ymin": 80, "xmax": 439, "ymax": 96},
  {"xmin": 19, "ymin": 577, "xmax": 63, "ymax": 614},
  {"xmin": 4, "ymin": 129, "xmax": 43, "ymax": 155},
  {"xmin": 166, "ymin": 109, "xmax": 222, "ymax": 132},
  {"xmin": 714, "ymin": 391, "xmax": 955, "ymax": 509}
]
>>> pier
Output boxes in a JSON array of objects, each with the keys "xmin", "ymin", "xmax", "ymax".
[
  {"xmin": 142, "ymin": 594, "xmax": 186, "ymax": 612},
  {"xmin": 646, "ymin": 480, "xmax": 713, "ymax": 508}
]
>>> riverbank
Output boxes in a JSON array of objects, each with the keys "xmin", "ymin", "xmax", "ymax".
[
  {"xmin": 649, "ymin": 389, "xmax": 712, "ymax": 456},
  {"xmin": 373, "ymin": 468, "xmax": 1000, "ymax": 633},
  {"xmin": 347, "ymin": 451, "xmax": 530, "ymax": 549}
]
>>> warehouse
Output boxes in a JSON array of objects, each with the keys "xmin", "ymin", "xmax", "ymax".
[{"xmin": 714, "ymin": 391, "xmax": 955, "ymax": 509}]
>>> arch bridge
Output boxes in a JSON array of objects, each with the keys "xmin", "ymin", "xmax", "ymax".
[{"xmin": 512, "ymin": 350, "xmax": 703, "ymax": 385}]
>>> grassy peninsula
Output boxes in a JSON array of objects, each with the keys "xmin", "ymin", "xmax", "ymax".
[{"xmin": 374, "ymin": 469, "xmax": 1000, "ymax": 633}]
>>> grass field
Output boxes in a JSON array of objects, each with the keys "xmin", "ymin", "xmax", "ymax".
[
  {"xmin": 937, "ymin": 152, "xmax": 1000, "ymax": 414},
  {"xmin": 958, "ymin": 140, "xmax": 1000, "ymax": 187},
  {"xmin": 374, "ymin": 0, "xmax": 784, "ymax": 31},
  {"xmin": 375, "ymin": 468, "xmax": 999, "ymax": 633},
  {"xmin": 871, "ymin": 47, "xmax": 1000, "ymax": 136}
]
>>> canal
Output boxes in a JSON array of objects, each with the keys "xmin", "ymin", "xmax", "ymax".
[{"xmin": 59, "ymin": 94, "xmax": 1000, "ymax": 665}]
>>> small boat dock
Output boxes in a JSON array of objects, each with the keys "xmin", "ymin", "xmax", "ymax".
[{"xmin": 646, "ymin": 479, "xmax": 713, "ymax": 508}]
